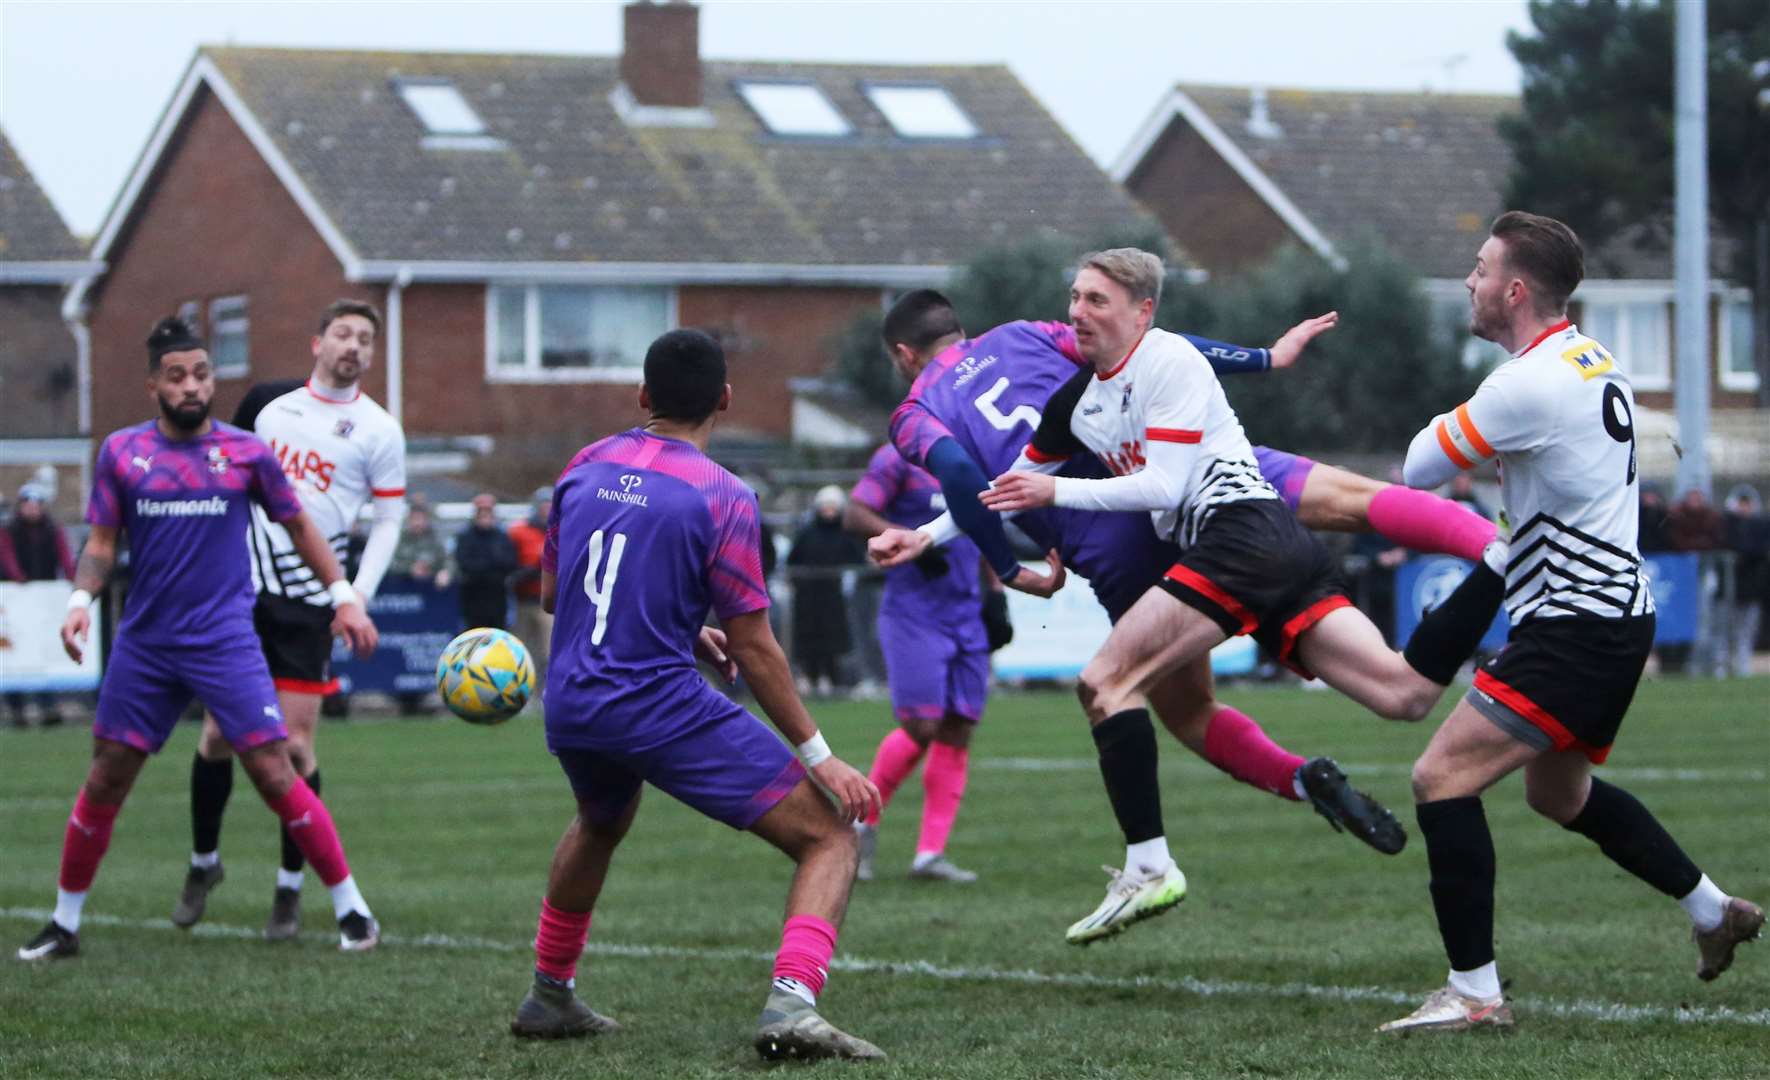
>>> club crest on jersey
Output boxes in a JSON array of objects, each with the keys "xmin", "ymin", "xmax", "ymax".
[
  {"xmin": 1120, "ymin": 382, "xmax": 1135, "ymax": 413},
  {"xmin": 333, "ymin": 419, "xmax": 356, "ymax": 439},
  {"xmin": 205, "ymin": 446, "xmax": 232, "ymax": 475}
]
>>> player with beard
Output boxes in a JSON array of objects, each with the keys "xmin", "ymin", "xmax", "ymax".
[
  {"xmin": 17, "ymin": 316, "xmax": 382, "ymax": 961},
  {"xmin": 173, "ymin": 300, "xmax": 407, "ymax": 942}
]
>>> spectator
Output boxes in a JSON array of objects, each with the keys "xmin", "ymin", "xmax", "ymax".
[
  {"xmin": 787, "ymin": 485, "xmax": 865, "ymax": 696},
  {"xmin": 455, "ymin": 492, "xmax": 518, "ymax": 631},
  {"xmin": 1447, "ymin": 473, "xmax": 1493, "ymax": 521},
  {"xmin": 1638, "ymin": 485, "xmax": 1671, "ymax": 553},
  {"xmin": 1718, "ymin": 487, "xmax": 1768, "ymax": 678},
  {"xmin": 391, "ymin": 504, "xmax": 454, "ymax": 589},
  {"xmin": 508, "ymin": 486, "xmax": 552, "ymax": 680},
  {"xmin": 1, "ymin": 483, "xmax": 76, "ymax": 728},
  {"xmin": 1665, "ymin": 488, "xmax": 1725, "ymax": 552}
]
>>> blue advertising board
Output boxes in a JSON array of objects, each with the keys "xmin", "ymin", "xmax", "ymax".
[
  {"xmin": 1393, "ymin": 552, "xmax": 1700, "ymax": 649},
  {"xmin": 332, "ymin": 575, "xmax": 461, "ymax": 695}
]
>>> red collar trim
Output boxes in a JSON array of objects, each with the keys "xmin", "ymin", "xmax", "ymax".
[
  {"xmin": 305, "ymin": 379, "xmax": 360, "ymax": 405},
  {"xmin": 1096, "ymin": 331, "xmax": 1148, "ymax": 381},
  {"xmin": 1518, "ymin": 319, "xmax": 1572, "ymax": 357}
]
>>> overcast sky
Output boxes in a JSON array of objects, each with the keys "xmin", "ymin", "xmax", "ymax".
[{"xmin": 1, "ymin": 0, "xmax": 1533, "ymax": 238}]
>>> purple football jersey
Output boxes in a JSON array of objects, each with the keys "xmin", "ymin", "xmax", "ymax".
[
  {"xmin": 889, "ymin": 320, "xmax": 1083, "ymax": 476},
  {"xmin": 543, "ymin": 429, "xmax": 769, "ymax": 746},
  {"xmin": 850, "ymin": 442, "xmax": 981, "ymax": 618},
  {"xmin": 87, "ymin": 420, "xmax": 302, "ymax": 645}
]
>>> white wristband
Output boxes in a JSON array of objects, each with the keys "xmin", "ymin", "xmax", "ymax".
[
  {"xmin": 795, "ymin": 731, "xmax": 832, "ymax": 768},
  {"xmin": 67, "ymin": 589, "xmax": 93, "ymax": 612},
  {"xmin": 327, "ymin": 579, "xmax": 359, "ymax": 609}
]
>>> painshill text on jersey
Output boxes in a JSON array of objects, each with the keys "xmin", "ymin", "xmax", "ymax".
[
  {"xmin": 136, "ymin": 496, "xmax": 228, "ymax": 517},
  {"xmin": 596, "ymin": 473, "xmax": 649, "ymax": 507},
  {"xmin": 269, "ymin": 438, "xmax": 337, "ymax": 492},
  {"xmin": 950, "ymin": 353, "xmax": 998, "ymax": 390}
]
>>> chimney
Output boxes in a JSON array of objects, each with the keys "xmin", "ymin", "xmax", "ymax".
[
  {"xmin": 622, "ymin": 1, "xmax": 702, "ymax": 108},
  {"xmin": 1245, "ymin": 87, "xmax": 1283, "ymax": 140}
]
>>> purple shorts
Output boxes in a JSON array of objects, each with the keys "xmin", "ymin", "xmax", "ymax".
[
  {"xmin": 877, "ymin": 608, "xmax": 989, "ymax": 724},
  {"xmin": 1252, "ymin": 445, "xmax": 1317, "ymax": 512},
  {"xmin": 95, "ymin": 632, "xmax": 287, "ymax": 755},
  {"xmin": 551, "ymin": 688, "xmax": 806, "ymax": 830}
]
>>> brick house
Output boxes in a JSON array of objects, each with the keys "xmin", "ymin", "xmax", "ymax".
[
  {"xmin": 1, "ymin": 128, "xmax": 104, "ymax": 516},
  {"xmin": 1113, "ymin": 84, "xmax": 1763, "ymax": 471},
  {"xmin": 68, "ymin": 2, "xmax": 1153, "ymax": 484}
]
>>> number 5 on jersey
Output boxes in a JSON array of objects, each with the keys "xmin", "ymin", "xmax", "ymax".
[{"xmin": 582, "ymin": 529, "xmax": 627, "ymax": 645}]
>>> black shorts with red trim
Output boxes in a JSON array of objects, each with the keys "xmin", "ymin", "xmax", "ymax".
[
  {"xmin": 1155, "ymin": 498, "xmax": 1351, "ymax": 677},
  {"xmin": 1467, "ymin": 613, "xmax": 1655, "ymax": 764},
  {"xmin": 252, "ymin": 593, "xmax": 339, "ymax": 695}
]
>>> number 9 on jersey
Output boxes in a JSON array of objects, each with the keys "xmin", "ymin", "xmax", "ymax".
[{"xmin": 437, "ymin": 627, "xmax": 536, "ymax": 725}]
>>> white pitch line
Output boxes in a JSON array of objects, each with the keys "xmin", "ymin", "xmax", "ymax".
[{"xmin": 3, "ymin": 907, "xmax": 1764, "ymax": 1029}]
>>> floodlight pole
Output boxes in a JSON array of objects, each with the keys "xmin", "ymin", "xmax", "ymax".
[{"xmin": 1673, "ymin": 0, "xmax": 1711, "ymax": 499}]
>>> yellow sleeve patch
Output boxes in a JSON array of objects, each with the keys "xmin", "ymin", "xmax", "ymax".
[{"xmin": 1559, "ymin": 343, "xmax": 1615, "ymax": 380}]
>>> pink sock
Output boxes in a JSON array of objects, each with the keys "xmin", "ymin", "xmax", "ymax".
[
  {"xmin": 1202, "ymin": 707, "xmax": 1306, "ymax": 801},
  {"xmin": 534, "ymin": 898, "xmax": 592, "ymax": 983},
  {"xmin": 58, "ymin": 790, "xmax": 123, "ymax": 892},
  {"xmin": 1367, "ymin": 485, "xmax": 1498, "ymax": 561},
  {"xmin": 261, "ymin": 776, "xmax": 350, "ymax": 887},
  {"xmin": 916, "ymin": 743, "xmax": 969, "ymax": 856},
  {"xmin": 864, "ymin": 727, "xmax": 926, "ymax": 827},
  {"xmin": 773, "ymin": 914, "xmax": 838, "ymax": 999}
]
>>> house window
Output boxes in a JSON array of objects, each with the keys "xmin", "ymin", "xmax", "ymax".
[
  {"xmin": 1719, "ymin": 292, "xmax": 1758, "ymax": 392},
  {"xmin": 1581, "ymin": 296, "xmax": 1670, "ymax": 391},
  {"xmin": 864, "ymin": 85, "xmax": 978, "ymax": 139},
  {"xmin": 486, "ymin": 285, "xmax": 675, "ymax": 382},
  {"xmin": 397, "ymin": 81, "xmax": 486, "ymax": 135},
  {"xmin": 736, "ymin": 81, "xmax": 851, "ymax": 137},
  {"xmin": 208, "ymin": 296, "xmax": 249, "ymax": 379}
]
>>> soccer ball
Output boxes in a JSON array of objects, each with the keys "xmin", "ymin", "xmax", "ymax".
[{"xmin": 436, "ymin": 628, "xmax": 535, "ymax": 724}]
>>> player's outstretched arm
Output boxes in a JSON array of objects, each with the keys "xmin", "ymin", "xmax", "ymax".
[
  {"xmin": 1266, "ymin": 311, "xmax": 1338, "ymax": 370},
  {"xmin": 59, "ymin": 525, "xmax": 116, "ymax": 663},
  {"xmin": 285, "ymin": 510, "xmax": 379, "ymax": 657},
  {"xmin": 721, "ymin": 609, "xmax": 880, "ymax": 822}
]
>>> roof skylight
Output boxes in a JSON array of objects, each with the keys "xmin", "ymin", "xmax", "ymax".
[
  {"xmin": 736, "ymin": 81, "xmax": 851, "ymax": 137},
  {"xmin": 398, "ymin": 82, "xmax": 487, "ymax": 136},
  {"xmin": 865, "ymin": 85, "xmax": 978, "ymax": 139}
]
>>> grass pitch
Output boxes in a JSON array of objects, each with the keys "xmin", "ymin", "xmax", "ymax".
[{"xmin": 2, "ymin": 678, "xmax": 1766, "ymax": 1078}]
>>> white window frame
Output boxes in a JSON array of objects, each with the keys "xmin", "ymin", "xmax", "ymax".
[
  {"xmin": 1574, "ymin": 283, "xmax": 1672, "ymax": 392},
  {"xmin": 208, "ymin": 295, "xmax": 250, "ymax": 380},
  {"xmin": 483, "ymin": 284, "xmax": 679, "ymax": 384},
  {"xmin": 863, "ymin": 83, "xmax": 979, "ymax": 140},
  {"xmin": 1717, "ymin": 288, "xmax": 1759, "ymax": 393},
  {"xmin": 735, "ymin": 80, "xmax": 852, "ymax": 137}
]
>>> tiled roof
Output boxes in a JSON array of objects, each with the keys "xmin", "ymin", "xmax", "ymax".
[
  {"xmin": 199, "ymin": 46, "xmax": 1156, "ymax": 268},
  {"xmin": 1167, "ymin": 84, "xmax": 1723, "ymax": 280},
  {"xmin": 0, "ymin": 128, "xmax": 86, "ymax": 263},
  {"xmin": 1173, "ymin": 85, "xmax": 1515, "ymax": 280}
]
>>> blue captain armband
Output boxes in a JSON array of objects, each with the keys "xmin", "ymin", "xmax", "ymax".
[{"xmin": 1183, "ymin": 334, "xmax": 1270, "ymax": 375}]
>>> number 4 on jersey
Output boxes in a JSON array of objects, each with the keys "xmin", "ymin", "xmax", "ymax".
[{"xmin": 582, "ymin": 529, "xmax": 627, "ymax": 645}]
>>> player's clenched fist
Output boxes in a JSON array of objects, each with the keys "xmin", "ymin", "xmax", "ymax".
[
  {"xmin": 812, "ymin": 757, "xmax": 881, "ymax": 824},
  {"xmin": 867, "ymin": 526, "xmax": 930, "ymax": 568}
]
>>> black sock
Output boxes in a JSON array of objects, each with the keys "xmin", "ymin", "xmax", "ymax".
[
  {"xmin": 191, "ymin": 753, "xmax": 234, "ymax": 856},
  {"xmin": 1403, "ymin": 561, "xmax": 1505, "ymax": 684},
  {"xmin": 1563, "ymin": 777, "xmax": 1701, "ymax": 898},
  {"xmin": 280, "ymin": 769, "xmax": 321, "ymax": 875},
  {"xmin": 1417, "ymin": 797, "xmax": 1496, "ymax": 972},
  {"xmin": 1091, "ymin": 709, "xmax": 1164, "ymax": 845}
]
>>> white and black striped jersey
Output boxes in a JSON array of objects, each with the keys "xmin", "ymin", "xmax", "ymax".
[
  {"xmin": 1425, "ymin": 321, "xmax": 1652, "ymax": 623},
  {"xmin": 243, "ymin": 381, "xmax": 406, "ymax": 605},
  {"xmin": 1036, "ymin": 328, "xmax": 1277, "ymax": 547}
]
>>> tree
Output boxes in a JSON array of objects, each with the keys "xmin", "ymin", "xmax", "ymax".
[{"xmin": 1501, "ymin": 0, "xmax": 1770, "ymax": 402}]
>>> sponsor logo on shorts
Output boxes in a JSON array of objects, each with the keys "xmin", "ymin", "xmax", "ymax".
[
  {"xmin": 135, "ymin": 496, "xmax": 228, "ymax": 517},
  {"xmin": 596, "ymin": 473, "xmax": 648, "ymax": 507}
]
